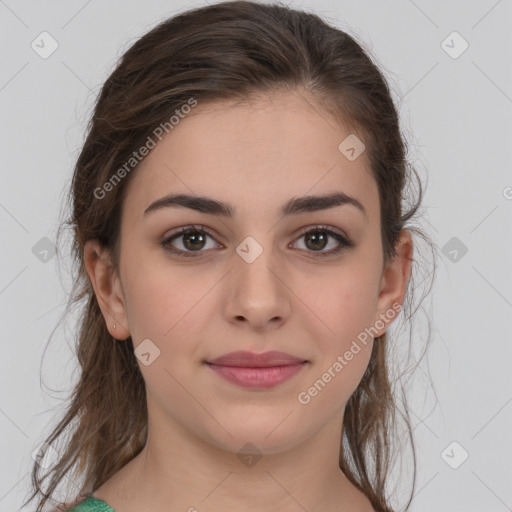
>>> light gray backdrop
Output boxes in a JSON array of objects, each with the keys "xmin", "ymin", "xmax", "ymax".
[{"xmin": 1, "ymin": 1, "xmax": 511, "ymax": 511}]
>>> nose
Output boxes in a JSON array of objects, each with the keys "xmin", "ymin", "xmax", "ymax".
[{"xmin": 225, "ymin": 245, "xmax": 291, "ymax": 332}]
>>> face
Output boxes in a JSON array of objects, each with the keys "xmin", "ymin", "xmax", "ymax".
[{"xmin": 85, "ymin": 89, "xmax": 411, "ymax": 456}]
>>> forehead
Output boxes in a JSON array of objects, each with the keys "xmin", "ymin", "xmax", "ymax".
[{"xmin": 122, "ymin": 90, "xmax": 379, "ymax": 223}]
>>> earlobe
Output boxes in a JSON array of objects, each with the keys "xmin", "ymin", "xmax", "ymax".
[
  {"xmin": 83, "ymin": 239, "xmax": 130, "ymax": 340},
  {"xmin": 374, "ymin": 229, "xmax": 413, "ymax": 336}
]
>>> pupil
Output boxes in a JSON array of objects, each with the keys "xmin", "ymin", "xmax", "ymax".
[
  {"xmin": 185, "ymin": 232, "xmax": 205, "ymax": 250},
  {"xmin": 306, "ymin": 232, "xmax": 326, "ymax": 250}
]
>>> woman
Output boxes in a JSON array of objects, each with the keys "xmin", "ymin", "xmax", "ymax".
[{"xmin": 24, "ymin": 1, "xmax": 435, "ymax": 511}]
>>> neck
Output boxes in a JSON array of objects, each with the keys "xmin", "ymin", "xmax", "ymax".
[{"xmin": 94, "ymin": 407, "xmax": 374, "ymax": 512}]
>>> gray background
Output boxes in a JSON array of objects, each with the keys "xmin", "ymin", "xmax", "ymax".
[{"xmin": 1, "ymin": 1, "xmax": 511, "ymax": 511}]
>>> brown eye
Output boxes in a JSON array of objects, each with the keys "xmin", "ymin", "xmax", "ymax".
[
  {"xmin": 304, "ymin": 231, "xmax": 329, "ymax": 251},
  {"xmin": 161, "ymin": 226, "xmax": 219, "ymax": 257},
  {"xmin": 181, "ymin": 230, "xmax": 207, "ymax": 251},
  {"xmin": 160, "ymin": 224, "xmax": 353, "ymax": 259},
  {"xmin": 291, "ymin": 226, "xmax": 353, "ymax": 257}
]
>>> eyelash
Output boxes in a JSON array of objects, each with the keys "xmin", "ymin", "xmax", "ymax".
[{"xmin": 160, "ymin": 224, "xmax": 353, "ymax": 258}]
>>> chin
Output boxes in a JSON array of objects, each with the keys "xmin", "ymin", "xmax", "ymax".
[{"xmin": 204, "ymin": 419, "xmax": 309, "ymax": 456}]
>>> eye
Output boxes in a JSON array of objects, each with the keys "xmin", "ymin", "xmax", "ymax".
[
  {"xmin": 290, "ymin": 225, "xmax": 353, "ymax": 257},
  {"xmin": 160, "ymin": 225, "xmax": 220, "ymax": 258},
  {"xmin": 160, "ymin": 224, "xmax": 353, "ymax": 258}
]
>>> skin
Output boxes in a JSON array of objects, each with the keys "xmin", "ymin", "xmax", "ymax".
[{"xmin": 84, "ymin": 89, "xmax": 412, "ymax": 512}]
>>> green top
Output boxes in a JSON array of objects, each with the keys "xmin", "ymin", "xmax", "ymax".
[{"xmin": 66, "ymin": 496, "xmax": 116, "ymax": 511}]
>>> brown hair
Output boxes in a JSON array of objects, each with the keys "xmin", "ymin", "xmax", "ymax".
[{"xmin": 23, "ymin": 2, "xmax": 437, "ymax": 511}]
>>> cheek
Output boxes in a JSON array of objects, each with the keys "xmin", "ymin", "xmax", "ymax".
[
  {"xmin": 297, "ymin": 344, "xmax": 373, "ymax": 419},
  {"xmin": 303, "ymin": 265, "xmax": 379, "ymax": 344},
  {"xmin": 122, "ymin": 257, "xmax": 215, "ymax": 352},
  {"xmin": 295, "ymin": 262, "xmax": 379, "ymax": 403},
  {"xmin": 122, "ymin": 265, "xmax": 213, "ymax": 401},
  {"xmin": 296, "ymin": 276, "xmax": 377, "ymax": 411}
]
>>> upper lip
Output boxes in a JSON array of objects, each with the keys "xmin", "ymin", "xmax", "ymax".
[{"xmin": 206, "ymin": 351, "xmax": 307, "ymax": 368}]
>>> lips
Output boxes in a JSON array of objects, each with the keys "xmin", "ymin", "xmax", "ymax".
[
  {"xmin": 204, "ymin": 351, "xmax": 309, "ymax": 389},
  {"xmin": 206, "ymin": 350, "xmax": 307, "ymax": 368}
]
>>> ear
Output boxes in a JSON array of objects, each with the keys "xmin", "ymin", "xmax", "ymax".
[
  {"xmin": 84, "ymin": 239, "xmax": 130, "ymax": 340},
  {"xmin": 374, "ymin": 229, "xmax": 413, "ymax": 336}
]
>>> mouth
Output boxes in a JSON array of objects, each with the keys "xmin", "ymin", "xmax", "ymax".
[
  {"xmin": 204, "ymin": 360, "xmax": 308, "ymax": 389},
  {"xmin": 205, "ymin": 350, "xmax": 308, "ymax": 368}
]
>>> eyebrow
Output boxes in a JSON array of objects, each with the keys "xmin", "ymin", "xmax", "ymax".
[{"xmin": 143, "ymin": 191, "xmax": 366, "ymax": 219}]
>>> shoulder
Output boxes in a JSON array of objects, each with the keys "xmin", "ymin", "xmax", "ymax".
[
  {"xmin": 51, "ymin": 496, "xmax": 95, "ymax": 511},
  {"xmin": 46, "ymin": 499, "xmax": 81, "ymax": 511},
  {"xmin": 64, "ymin": 496, "xmax": 116, "ymax": 511}
]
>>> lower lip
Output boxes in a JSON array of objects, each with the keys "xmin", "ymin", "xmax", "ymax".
[{"xmin": 205, "ymin": 362, "xmax": 307, "ymax": 389}]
